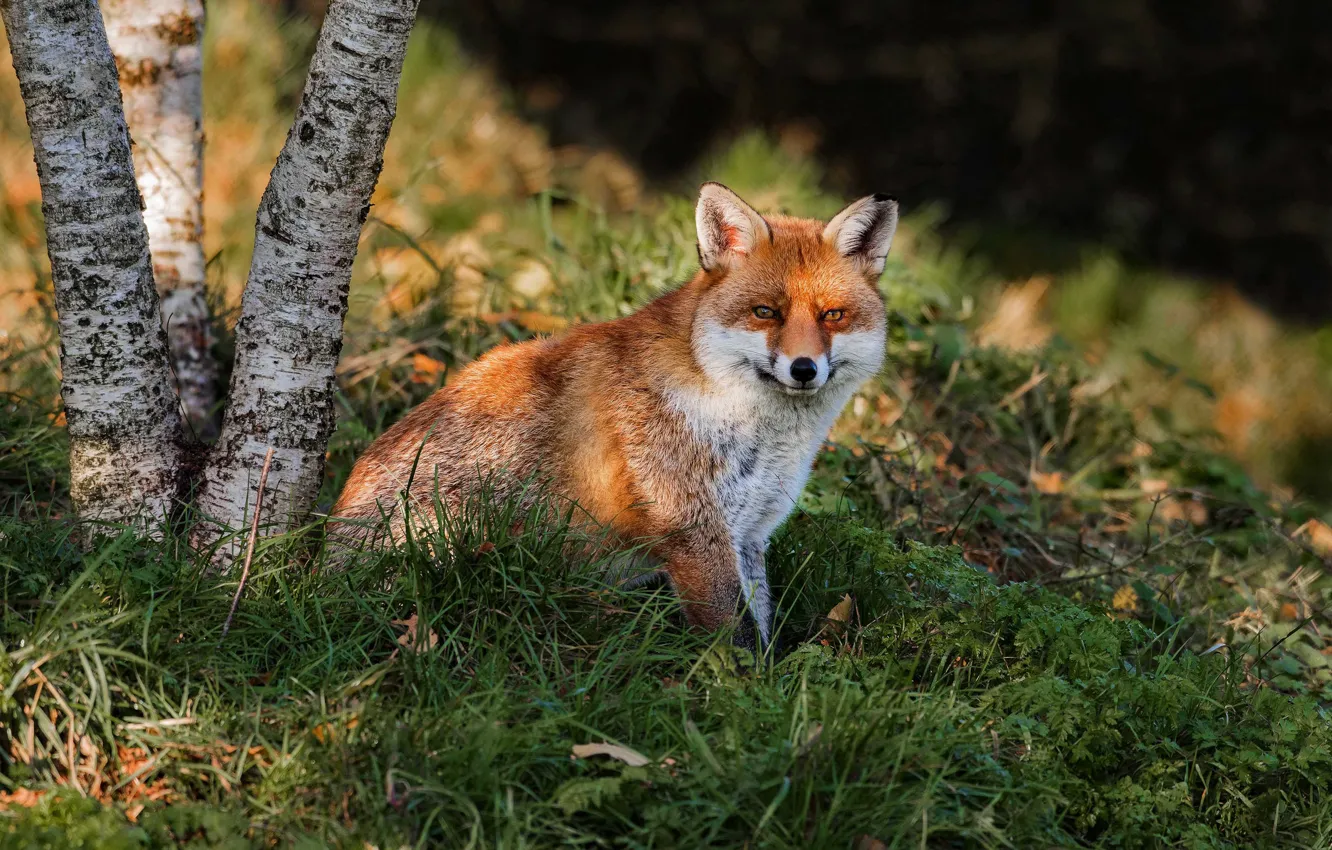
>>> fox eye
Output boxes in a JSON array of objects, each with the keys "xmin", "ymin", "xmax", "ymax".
[
  {"xmin": 752, "ymin": 305, "xmax": 778, "ymax": 320},
  {"xmin": 821, "ymin": 309, "xmax": 845, "ymax": 322}
]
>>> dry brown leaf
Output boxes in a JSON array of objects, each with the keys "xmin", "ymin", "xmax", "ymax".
[
  {"xmin": 1112, "ymin": 584, "xmax": 1139, "ymax": 612},
  {"xmin": 0, "ymin": 787, "xmax": 45, "ymax": 809},
  {"xmin": 826, "ymin": 594, "xmax": 853, "ymax": 625},
  {"xmin": 410, "ymin": 353, "xmax": 448, "ymax": 384},
  {"xmin": 1141, "ymin": 479, "xmax": 1169, "ymax": 495},
  {"xmin": 571, "ymin": 742, "xmax": 649, "ymax": 767},
  {"xmin": 1294, "ymin": 519, "xmax": 1332, "ymax": 558},
  {"xmin": 392, "ymin": 611, "xmax": 439, "ymax": 653},
  {"xmin": 312, "ymin": 715, "xmax": 359, "ymax": 745},
  {"xmin": 976, "ymin": 277, "xmax": 1052, "ymax": 352},
  {"xmin": 820, "ymin": 594, "xmax": 854, "ymax": 639},
  {"xmin": 1224, "ymin": 606, "xmax": 1266, "ymax": 632},
  {"xmin": 1030, "ymin": 470, "xmax": 1064, "ymax": 495},
  {"xmin": 507, "ymin": 259, "xmax": 555, "ymax": 301},
  {"xmin": 1160, "ymin": 497, "xmax": 1208, "ymax": 526},
  {"xmin": 1281, "ymin": 602, "xmax": 1301, "ymax": 621}
]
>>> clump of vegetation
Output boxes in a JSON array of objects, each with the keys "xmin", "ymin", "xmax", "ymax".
[{"xmin": 2, "ymin": 2, "xmax": 1331, "ymax": 846}]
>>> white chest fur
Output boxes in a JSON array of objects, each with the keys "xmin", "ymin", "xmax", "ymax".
[
  {"xmin": 667, "ymin": 382, "xmax": 851, "ymax": 545},
  {"xmin": 666, "ymin": 380, "xmax": 852, "ymax": 644}
]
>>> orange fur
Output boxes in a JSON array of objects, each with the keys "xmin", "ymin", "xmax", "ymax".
[{"xmin": 331, "ymin": 185, "xmax": 897, "ymax": 646}]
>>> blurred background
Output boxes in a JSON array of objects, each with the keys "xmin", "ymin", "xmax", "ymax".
[{"xmin": 1, "ymin": 0, "xmax": 1330, "ymax": 501}]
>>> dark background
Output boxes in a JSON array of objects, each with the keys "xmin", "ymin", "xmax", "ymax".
[{"xmin": 433, "ymin": 0, "xmax": 1331, "ymax": 322}]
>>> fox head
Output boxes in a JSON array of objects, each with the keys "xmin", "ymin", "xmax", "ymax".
[{"xmin": 690, "ymin": 182, "xmax": 895, "ymax": 399}]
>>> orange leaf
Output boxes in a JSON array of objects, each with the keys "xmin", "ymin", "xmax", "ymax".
[
  {"xmin": 392, "ymin": 610, "xmax": 439, "ymax": 652},
  {"xmin": 0, "ymin": 787, "xmax": 45, "ymax": 809},
  {"xmin": 410, "ymin": 353, "xmax": 448, "ymax": 383},
  {"xmin": 825, "ymin": 594, "xmax": 853, "ymax": 626},
  {"xmin": 1030, "ymin": 470, "xmax": 1064, "ymax": 495},
  {"xmin": 1112, "ymin": 585, "xmax": 1139, "ymax": 612},
  {"xmin": 1294, "ymin": 519, "xmax": 1332, "ymax": 558}
]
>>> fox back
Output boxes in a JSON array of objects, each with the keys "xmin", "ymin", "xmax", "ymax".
[{"xmin": 331, "ymin": 183, "xmax": 898, "ymax": 648}]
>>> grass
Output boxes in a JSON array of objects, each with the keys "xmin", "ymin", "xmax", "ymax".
[
  {"xmin": 3, "ymin": 2, "xmax": 1332, "ymax": 846},
  {"xmin": 3, "ymin": 508, "xmax": 1332, "ymax": 847}
]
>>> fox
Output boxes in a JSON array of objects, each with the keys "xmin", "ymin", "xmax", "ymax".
[{"xmin": 330, "ymin": 183, "xmax": 897, "ymax": 648}]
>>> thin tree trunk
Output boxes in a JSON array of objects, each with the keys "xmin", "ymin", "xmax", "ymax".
[
  {"xmin": 1, "ymin": 0, "xmax": 184, "ymax": 528},
  {"xmin": 103, "ymin": 0, "xmax": 218, "ymax": 439},
  {"xmin": 193, "ymin": 0, "xmax": 418, "ymax": 557}
]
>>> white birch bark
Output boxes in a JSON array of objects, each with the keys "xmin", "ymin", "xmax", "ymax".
[
  {"xmin": 102, "ymin": 0, "xmax": 217, "ymax": 438},
  {"xmin": 193, "ymin": 0, "xmax": 418, "ymax": 557},
  {"xmin": 1, "ymin": 0, "xmax": 185, "ymax": 528}
]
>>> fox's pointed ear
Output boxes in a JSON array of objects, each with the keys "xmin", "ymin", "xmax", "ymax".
[
  {"xmin": 695, "ymin": 182, "xmax": 772, "ymax": 272},
  {"xmin": 823, "ymin": 193, "xmax": 899, "ymax": 276}
]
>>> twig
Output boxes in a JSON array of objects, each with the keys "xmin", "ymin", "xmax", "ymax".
[
  {"xmin": 1254, "ymin": 600, "xmax": 1332, "ymax": 681},
  {"xmin": 1143, "ymin": 494, "xmax": 1162, "ymax": 556},
  {"xmin": 947, "ymin": 486, "xmax": 985, "ymax": 545},
  {"xmin": 221, "ymin": 447, "xmax": 275, "ymax": 640}
]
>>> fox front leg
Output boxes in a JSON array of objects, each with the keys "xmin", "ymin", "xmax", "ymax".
[
  {"xmin": 659, "ymin": 537, "xmax": 745, "ymax": 639},
  {"xmin": 738, "ymin": 540, "xmax": 772, "ymax": 649},
  {"xmin": 659, "ymin": 535, "xmax": 770, "ymax": 652}
]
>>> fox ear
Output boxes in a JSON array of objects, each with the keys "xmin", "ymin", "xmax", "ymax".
[
  {"xmin": 695, "ymin": 182, "xmax": 772, "ymax": 272},
  {"xmin": 823, "ymin": 193, "xmax": 899, "ymax": 276}
]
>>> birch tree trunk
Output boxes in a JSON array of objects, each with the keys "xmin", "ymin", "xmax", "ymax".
[
  {"xmin": 1, "ymin": 0, "xmax": 184, "ymax": 528},
  {"xmin": 193, "ymin": 0, "xmax": 418, "ymax": 557},
  {"xmin": 103, "ymin": 0, "xmax": 218, "ymax": 438}
]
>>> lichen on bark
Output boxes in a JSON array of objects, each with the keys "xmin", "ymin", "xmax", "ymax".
[
  {"xmin": 103, "ymin": 0, "xmax": 218, "ymax": 439},
  {"xmin": 193, "ymin": 0, "xmax": 419, "ymax": 560},
  {"xmin": 1, "ymin": 0, "xmax": 186, "ymax": 529}
]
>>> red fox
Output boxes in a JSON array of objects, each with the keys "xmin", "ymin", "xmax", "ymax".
[{"xmin": 331, "ymin": 183, "xmax": 897, "ymax": 647}]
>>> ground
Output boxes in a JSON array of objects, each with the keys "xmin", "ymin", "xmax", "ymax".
[{"xmin": 2, "ymin": 4, "xmax": 1332, "ymax": 847}]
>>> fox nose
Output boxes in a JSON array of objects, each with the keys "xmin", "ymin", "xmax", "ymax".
[{"xmin": 789, "ymin": 357, "xmax": 818, "ymax": 384}]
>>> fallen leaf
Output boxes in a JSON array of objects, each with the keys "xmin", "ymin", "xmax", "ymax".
[
  {"xmin": 1160, "ymin": 497, "xmax": 1208, "ymax": 526},
  {"xmin": 976, "ymin": 277, "xmax": 1052, "ymax": 352},
  {"xmin": 410, "ymin": 353, "xmax": 448, "ymax": 384},
  {"xmin": 1112, "ymin": 584, "xmax": 1139, "ymax": 612},
  {"xmin": 1281, "ymin": 602, "xmax": 1301, "ymax": 621},
  {"xmin": 824, "ymin": 594, "xmax": 853, "ymax": 627},
  {"xmin": 392, "ymin": 611, "xmax": 439, "ymax": 653},
  {"xmin": 571, "ymin": 742, "xmax": 649, "ymax": 767},
  {"xmin": 313, "ymin": 715, "xmax": 360, "ymax": 744},
  {"xmin": 0, "ymin": 787, "xmax": 45, "ymax": 809},
  {"xmin": 1030, "ymin": 469, "xmax": 1064, "ymax": 495},
  {"xmin": 1294, "ymin": 519, "xmax": 1332, "ymax": 558},
  {"xmin": 507, "ymin": 259, "xmax": 555, "ymax": 301}
]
